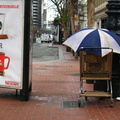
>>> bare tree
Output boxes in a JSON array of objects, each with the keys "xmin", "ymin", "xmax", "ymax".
[
  {"xmin": 51, "ymin": 0, "xmax": 70, "ymax": 40},
  {"xmin": 67, "ymin": 0, "xmax": 79, "ymax": 59},
  {"xmin": 51, "ymin": 0, "xmax": 78, "ymax": 40}
]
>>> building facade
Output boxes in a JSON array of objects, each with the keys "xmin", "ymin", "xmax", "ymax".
[
  {"xmin": 78, "ymin": 0, "xmax": 87, "ymax": 29},
  {"xmin": 32, "ymin": 0, "xmax": 42, "ymax": 29},
  {"xmin": 94, "ymin": 0, "xmax": 107, "ymax": 28},
  {"xmin": 31, "ymin": 0, "xmax": 43, "ymax": 40},
  {"xmin": 80, "ymin": 0, "xmax": 108, "ymax": 29}
]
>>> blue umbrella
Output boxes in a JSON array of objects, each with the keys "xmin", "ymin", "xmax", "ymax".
[{"xmin": 63, "ymin": 28, "xmax": 120, "ymax": 56}]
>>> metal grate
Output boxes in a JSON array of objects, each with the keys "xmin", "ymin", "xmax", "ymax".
[
  {"xmin": 62, "ymin": 101, "xmax": 85, "ymax": 108},
  {"xmin": 71, "ymin": 73, "xmax": 80, "ymax": 77}
]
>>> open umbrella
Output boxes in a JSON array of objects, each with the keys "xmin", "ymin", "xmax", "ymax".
[{"xmin": 63, "ymin": 28, "xmax": 120, "ymax": 56}]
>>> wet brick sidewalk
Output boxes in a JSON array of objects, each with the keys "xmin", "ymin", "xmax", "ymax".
[{"xmin": 0, "ymin": 44, "xmax": 120, "ymax": 120}]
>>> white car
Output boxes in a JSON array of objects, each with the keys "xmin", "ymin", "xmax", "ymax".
[{"xmin": 40, "ymin": 34, "xmax": 53, "ymax": 43}]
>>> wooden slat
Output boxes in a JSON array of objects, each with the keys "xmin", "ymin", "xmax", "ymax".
[
  {"xmin": 80, "ymin": 91, "xmax": 111, "ymax": 97},
  {"xmin": 81, "ymin": 77, "xmax": 110, "ymax": 80}
]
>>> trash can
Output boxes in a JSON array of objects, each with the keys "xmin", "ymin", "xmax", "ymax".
[
  {"xmin": 66, "ymin": 46, "xmax": 71, "ymax": 52},
  {"xmin": 112, "ymin": 76, "xmax": 120, "ymax": 98}
]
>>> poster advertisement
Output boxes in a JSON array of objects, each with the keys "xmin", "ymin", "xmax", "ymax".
[{"xmin": 0, "ymin": 0, "xmax": 24, "ymax": 89}]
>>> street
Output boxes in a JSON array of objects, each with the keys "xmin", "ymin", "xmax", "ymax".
[{"xmin": 32, "ymin": 42, "xmax": 59, "ymax": 62}]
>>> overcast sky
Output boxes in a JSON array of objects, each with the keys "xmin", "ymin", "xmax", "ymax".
[{"xmin": 46, "ymin": 0, "xmax": 57, "ymax": 21}]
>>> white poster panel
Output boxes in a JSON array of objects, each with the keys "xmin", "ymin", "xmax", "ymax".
[{"xmin": 0, "ymin": 0, "xmax": 24, "ymax": 89}]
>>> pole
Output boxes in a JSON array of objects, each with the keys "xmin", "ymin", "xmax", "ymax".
[
  {"xmin": 20, "ymin": 0, "xmax": 31, "ymax": 101},
  {"xmin": 106, "ymin": 0, "xmax": 120, "ymax": 98}
]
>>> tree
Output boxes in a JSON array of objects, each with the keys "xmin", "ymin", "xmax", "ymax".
[
  {"xmin": 51, "ymin": 0, "xmax": 79, "ymax": 40},
  {"xmin": 67, "ymin": 0, "xmax": 78, "ymax": 34},
  {"xmin": 53, "ymin": 16, "xmax": 60, "ymax": 26},
  {"xmin": 51, "ymin": 0, "xmax": 70, "ymax": 40},
  {"xmin": 87, "ymin": 0, "xmax": 95, "ymax": 27}
]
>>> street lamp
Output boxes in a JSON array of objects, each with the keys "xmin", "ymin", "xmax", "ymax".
[
  {"xmin": 106, "ymin": 0, "xmax": 120, "ymax": 34},
  {"xmin": 79, "ymin": 14, "xmax": 84, "ymax": 29},
  {"xmin": 106, "ymin": 0, "xmax": 120, "ymax": 99},
  {"xmin": 79, "ymin": 14, "xmax": 84, "ymax": 21}
]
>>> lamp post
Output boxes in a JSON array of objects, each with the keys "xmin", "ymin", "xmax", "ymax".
[
  {"xmin": 106, "ymin": 0, "xmax": 120, "ymax": 98},
  {"xmin": 79, "ymin": 14, "xmax": 84, "ymax": 29},
  {"xmin": 80, "ymin": 14, "xmax": 84, "ymax": 21}
]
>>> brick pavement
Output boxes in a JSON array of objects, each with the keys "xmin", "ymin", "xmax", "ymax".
[{"xmin": 0, "ymin": 45, "xmax": 120, "ymax": 120}]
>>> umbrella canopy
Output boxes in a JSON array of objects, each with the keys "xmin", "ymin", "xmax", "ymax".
[{"xmin": 63, "ymin": 28, "xmax": 120, "ymax": 56}]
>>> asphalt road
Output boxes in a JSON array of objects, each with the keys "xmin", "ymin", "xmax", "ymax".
[{"xmin": 32, "ymin": 42, "xmax": 59, "ymax": 62}]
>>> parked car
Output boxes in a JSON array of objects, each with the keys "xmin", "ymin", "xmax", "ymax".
[{"xmin": 40, "ymin": 33, "xmax": 49, "ymax": 43}]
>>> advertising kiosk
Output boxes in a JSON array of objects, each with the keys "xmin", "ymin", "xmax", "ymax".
[{"xmin": 0, "ymin": 0, "xmax": 32, "ymax": 101}]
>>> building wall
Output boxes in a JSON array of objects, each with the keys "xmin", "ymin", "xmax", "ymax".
[
  {"xmin": 32, "ymin": 0, "xmax": 42, "ymax": 30},
  {"xmin": 79, "ymin": 0, "xmax": 107, "ymax": 29},
  {"xmin": 94, "ymin": 0, "xmax": 107, "ymax": 29},
  {"xmin": 31, "ymin": 0, "xmax": 42, "ymax": 40},
  {"xmin": 79, "ymin": 0, "xmax": 87, "ymax": 29},
  {"xmin": 95, "ymin": 0, "xmax": 107, "ymax": 7}
]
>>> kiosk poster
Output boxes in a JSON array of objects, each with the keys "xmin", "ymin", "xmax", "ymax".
[{"xmin": 0, "ymin": 0, "xmax": 24, "ymax": 89}]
